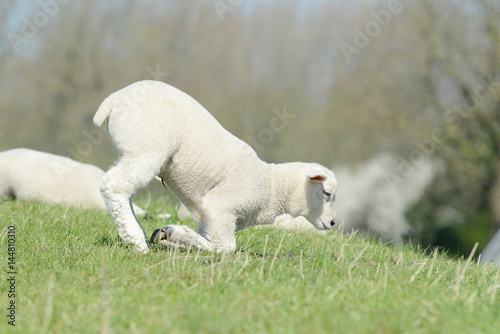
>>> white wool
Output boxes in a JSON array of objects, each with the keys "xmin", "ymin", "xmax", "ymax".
[
  {"xmin": 0, "ymin": 148, "xmax": 148, "ymax": 215},
  {"xmin": 94, "ymin": 80, "xmax": 337, "ymax": 254}
]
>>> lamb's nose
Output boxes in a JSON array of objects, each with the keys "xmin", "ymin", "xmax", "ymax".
[{"xmin": 330, "ymin": 220, "xmax": 336, "ymax": 226}]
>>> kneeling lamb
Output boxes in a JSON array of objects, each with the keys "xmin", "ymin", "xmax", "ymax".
[
  {"xmin": 0, "ymin": 148, "xmax": 149, "ymax": 216},
  {"xmin": 94, "ymin": 80, "xmax": 337, "ymax": 254}
]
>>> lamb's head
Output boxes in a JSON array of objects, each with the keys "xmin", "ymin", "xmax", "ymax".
[{"xmin": 288, "ymin": 164, "xmax": 337, "ymax": 230}]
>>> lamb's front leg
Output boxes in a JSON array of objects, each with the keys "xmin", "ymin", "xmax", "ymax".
[
  {"xmin": 151, "ymin": 202, "xmax": 238, "ymax": 252},
  {"xmin": 150, "ymin": 221, "xmax": 236, "ymax": 253},
  {"xmin": 150, "ymin": 225, "xmax": 211, "ymax": 251}
]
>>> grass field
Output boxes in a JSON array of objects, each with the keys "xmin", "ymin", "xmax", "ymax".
[{"xmin": 1, "ymin": 199, "xmax": 500, "ymax": 333}]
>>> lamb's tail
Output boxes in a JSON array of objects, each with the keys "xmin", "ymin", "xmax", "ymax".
[{"xmin": 93, "ymin": 91, "xmax": 122, "ymax": 127}]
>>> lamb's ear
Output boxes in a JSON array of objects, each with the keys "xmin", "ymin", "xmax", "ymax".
[
  {"xmin": 309, "ymin": 174, "xmax": 326, "ymax": 183},
  {"xmin": 307, "ymin": 167, "xmax": 327, "ymax": 183}
]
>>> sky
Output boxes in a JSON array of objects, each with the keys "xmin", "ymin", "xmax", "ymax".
[{"xmin": 6, "ymin": 0, "xmax": 376, "ymax": 31}]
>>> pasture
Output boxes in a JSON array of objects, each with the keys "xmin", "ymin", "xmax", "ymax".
[{"xmin": 1, "ymin": 199, "xmax": 499, "ymax": 333}]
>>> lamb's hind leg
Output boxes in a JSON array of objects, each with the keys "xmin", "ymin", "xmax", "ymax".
[{"xmin": 100, "ymin": 156, "xmax": 161, "ymax": 254}]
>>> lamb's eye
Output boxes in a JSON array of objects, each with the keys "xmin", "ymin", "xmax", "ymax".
[{"xmin": 323, "ymin": 190, "xmax": 331, "ymax": 198}]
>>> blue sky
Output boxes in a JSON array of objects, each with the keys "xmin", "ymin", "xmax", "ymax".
[{"xmin": 6, "ymin": 0, "xmax": 376, "ymax": 30}]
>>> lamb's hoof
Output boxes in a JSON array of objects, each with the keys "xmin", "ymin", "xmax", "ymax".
[
  {"xmin": 150, "ymin": 226, "xmax": 172, "ymax": 244},
  {"xmin": 150, "ymin": 228, "xmax": 164, "ymax": 244},
  {"xmin": 150, "ymin": 225, "xmax": 195, "ymax": 250}
]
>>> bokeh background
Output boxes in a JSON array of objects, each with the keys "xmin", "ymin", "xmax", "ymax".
[{"xmin": 1, "ymin": 0, "xmax": 499, "ymax": 258}]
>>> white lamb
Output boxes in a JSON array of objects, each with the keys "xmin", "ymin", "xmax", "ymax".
[
  {"xmin": 93, "ymin": 80, "xmax": 337, "ymax": 254},
  {"xmin": 0, "ymin": 148, "xmax": 149, "ymax": 216}
]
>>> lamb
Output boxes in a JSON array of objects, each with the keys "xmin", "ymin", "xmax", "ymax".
[
  {"xmin": 93, "ymin": 80, "xmax": 337, "ymax": 254},
  {"xmin": 0, "ymin": 148, "xmax": 150, "ymax": 217}
]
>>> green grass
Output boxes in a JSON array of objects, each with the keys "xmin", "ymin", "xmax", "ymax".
[{"xmin": 1, "ymin": 199, "xmax": 500, "ymax": 333}]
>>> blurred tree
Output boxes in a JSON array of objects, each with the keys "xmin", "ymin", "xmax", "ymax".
[
  {"xmin": 0, "ymin": 1, "xmax": 17, "ymax": 74},
  {"xmin": 401, "ymin": 0, "xmax": 500, "ymax": 256}
]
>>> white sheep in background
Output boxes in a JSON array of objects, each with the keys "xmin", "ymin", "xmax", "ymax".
[
  {"xmin": 0, "ymin": 148, "xmax": 155, "ymax": 217},
  {"xmin": 334, "ymin": 154, "xmax": 438, "ymax": 242},
  {"xmin": 178, "ymin": 203, "xmax": 326, "ymax": 234},
  {"xmin": 93, "ymin": 80, "xmax": 337, "ymax": 254}
]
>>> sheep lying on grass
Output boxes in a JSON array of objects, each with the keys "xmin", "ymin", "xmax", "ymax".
[
  {"xmin": 0, "ymin": 148, "xmax": 156, "ymax": 218},
  {"xmin": 177, "ymin": 203, "xmax": 327, "ymax": 235},
  {"xmin": 94, "ymin": 80, "xmax": 337, "ymax": 254}
]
